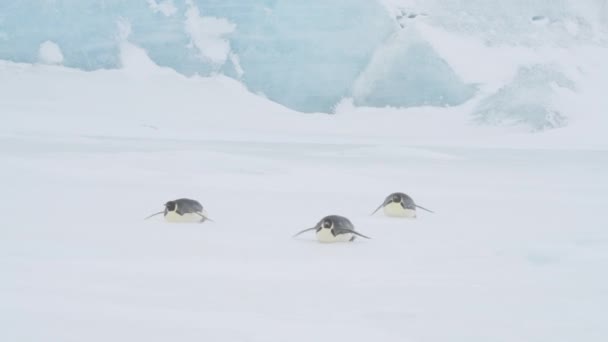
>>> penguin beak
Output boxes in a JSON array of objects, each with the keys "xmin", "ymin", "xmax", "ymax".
[{"xmin": 144, "ymin": 210, "xmax": 164, "ymax": 220}]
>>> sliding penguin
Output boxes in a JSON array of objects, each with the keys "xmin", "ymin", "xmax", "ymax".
[
  {"xmin": 293, "ymin": 215, "xmax": 370, "ymax": 243},
  {"xmin": 371, "ymin": 192, "xmax": 433, "ymax": 218},
  {"xmin": 144, "ymin": 198, "xmax": 212, "ymax": 223}
]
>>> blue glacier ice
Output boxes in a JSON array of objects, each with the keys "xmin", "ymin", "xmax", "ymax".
[
  {"xmin": 0, "ymin": 0, "xmax": 396, "ymax": 112},
  {"xmin": 352, "ymin": 28, "xmax": 477, "ymax": 108},
  {"xmin": 222, "ymin": 1, "xmax": 395, "ymax": 112},
  {"xmin": 1, "ymin": 0, "xmax": 606, "ymax": 122},
  {"xmin": 473, "ymin": 65, "xmax": 575, "ymax": 130}
]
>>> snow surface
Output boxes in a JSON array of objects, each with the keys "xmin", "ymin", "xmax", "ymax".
[{"xmin": 1, "ymin": 39, "xmax": 608, "ymax": 341}]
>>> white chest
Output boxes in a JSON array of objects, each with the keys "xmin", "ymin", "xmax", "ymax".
[
  {"xmin": 316, "ymin": 228, "xmax": 354, "ymax": 243},
  {"xmin": 383, "ymin": 202, "xmax": 417, "ymax": 218},
  {"xmin": 164, "ymin": 211, "xmax": 203, "ymax": 223}
]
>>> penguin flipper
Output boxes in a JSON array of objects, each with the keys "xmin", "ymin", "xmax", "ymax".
[
  {"xmin": 195, "ymin": 212, "xmax": 214, "ymax": 222},
  {"xmin": 415, "ymin": 204, "xmax": 434, "ymax": 213},
  {"xmin": 351, "ymin": 231, "xmax": 371, "ymax": 239},
  {"xmin": 293, "ymin": 227, "xmax": 316, "ymax": 238},
  {"xmin": 144, "ymin": 211, "xmax": 164, "ymax": 220},
  {"xmin": 337, "ymin": 228, "xmax": 371, "ymax": 239},
  {"xmin": 370, "ymin": 202, "xmax": 385, "ymax": 215}
]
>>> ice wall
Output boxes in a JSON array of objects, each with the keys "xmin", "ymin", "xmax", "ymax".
[
  {"xmin": 221, "ymin": 1, "xmax": 394, "ymax": 113},
  {"xmin": 0, "ymin": 0, "xmax": 395, "ymax": 113},
  {"xmin": 1, "ymin": 0, "xmax": 607, "ymax": 128}
]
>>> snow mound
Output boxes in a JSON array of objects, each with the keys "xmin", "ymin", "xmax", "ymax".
[
  {"xmin": 353, "ymin": 28, "xmax": 477, "ymax": 108},
  {"xmin": 473, "ymin": 64, "xmax": 576, "ymax": 130},
  {"xmin": 38, "ymin": 41, "xmax": 64, "ymax": 65}
]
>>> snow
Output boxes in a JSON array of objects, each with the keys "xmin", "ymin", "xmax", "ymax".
[
  {"xmin": 1, "ymin": 42, "xmax": 608, "ymax": 341},
  {"xmin": 2, "ymin": 2, "xmax": 608, "ymax": 339},
  {"xmin": 37, "ymin": 40, "xmax": 64, "ymax": 65},
  {"xmin": 147, "ymin": 0, "xmax": 178, "ymax": 17},
  {"xmin": 184, "ymin": 1, "xmax": 235, "ymax": 66},
  {"xmin": 473, "ymin": 64, "xmax": 575, "ymax": 130},
  {"xmin": 352, "ymin": 27, "xmax": 477, "ymax": 108}
]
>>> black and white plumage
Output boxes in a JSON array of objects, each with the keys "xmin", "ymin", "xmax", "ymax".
[
  {"xmin": 371, "ymin": 192, "xmax": 433, "ymax": 218},
  {"xmin": 293, "ymin": 215, "xmax": 371, "ymax": 243},
  {"xmin": 144, "ymin": 198, "xmax": 212, "ymax": 223}
]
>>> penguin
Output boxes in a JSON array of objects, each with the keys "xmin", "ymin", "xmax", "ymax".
[
  {"xmin": 144, "ymin": 198, "xmax": 212, "ymax": 223},
  {"xmin": 371, "ymin": 192, "xmax": 433, "ymax": 218},
  {"xmin": 293, "ymin": 215, "xmax": 371, "ymax": 243}
]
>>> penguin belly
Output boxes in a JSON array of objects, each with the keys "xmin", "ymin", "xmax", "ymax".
[
  {"xmin": 164, "ymin": 211, "xmax": 204, "ymax": 223},
  {"xmin": 316, "ymin": 229, "xmax": 354, "ymax": 243},
  {"xmin": 383, "ymin": 202, "xmax": 416, "ymax": 218}
]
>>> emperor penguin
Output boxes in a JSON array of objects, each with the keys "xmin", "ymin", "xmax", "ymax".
[
  {"xmin": 293, "ymin": 215, "xmax": 371, "ymax": 243},
  {"xmin": 144, "ymin": 198, "xmax": 213, "ymax": 223},
  {"xmin": 371, "ymin": 192, "xmax": 433, "ymax": 218}
]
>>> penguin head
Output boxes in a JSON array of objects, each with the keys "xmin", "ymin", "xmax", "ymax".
[
  {"xmin": 165, "ymin": 201, "xmax": 177, "ymax": 212},
  {"xmin": 391, "ymin": 194, "xmax": 402, "ymax": 203},
  {"xmin": 321, "ymin": 218, "xmax": 333, "ymax": 230}
]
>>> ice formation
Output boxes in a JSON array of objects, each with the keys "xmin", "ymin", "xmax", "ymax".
[{"xmin": 1, "ymin": 0, "xmax": 606, "ymax": 127}]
